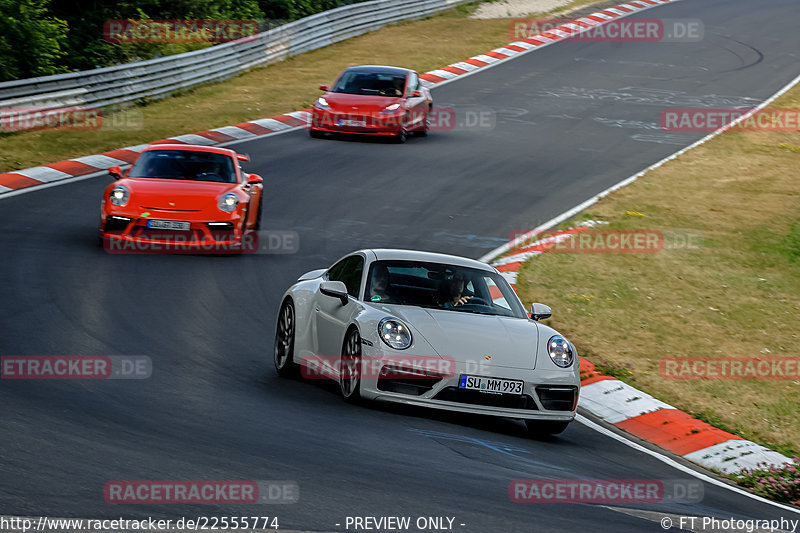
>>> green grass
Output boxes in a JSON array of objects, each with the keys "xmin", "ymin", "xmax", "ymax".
[{"xmin": 515, "ymin": 87, "xmax": 800, "ymax": 457}]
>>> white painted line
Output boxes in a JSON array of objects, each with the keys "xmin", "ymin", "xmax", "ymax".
[
  {"xmin": 684, "ymin": 439, "xmax": 793, "ymax": 474},
  {"xmin": 0, "ymin": 185, "xmax": 11, "ymax": 193},
  {"xmin": 286, "ymin": 110, "xmax": 311, "ymax": 122},
  {"xmin": 250, "ymin": 118, "xmax": 292, "ymax": 130},
  {"xmin": 169, "ymin": 133, "xmax": 218, "ymax": 145},
  {"xmin": 547, "ymin": 29, "xmax": 573, "ymax": 38},
  {"xmin": 508, "ymin": 41, "xmax": 537, "ymax": 50},
  {"xmin": 119, "ymin": 144, "xmax": 149, "ymax": 153},
  {"xmin": 212, "ymin": 126, "xmax": 258, "ymax": 139},
  {"xmin": 469, "ymin": 54, "xmax": 502, "ymax": 64},
  {"xmin": 71, "ymin": 154, "xmax": 127, "ymax": 169},
  {"xmin": 0, "ymin": 169, "xmax": 111, "ymax": 200},
  {"xmin": 577, "ymin": 415, "xmax": 800, "ymax": 514},
  {"xmin": 492, "ymin": 250, "xmax": 542, "ymax": 267},
  {"xmin": 579, "ymin": 379, "xmax": 674, "ymax": 424},
  {"xmin": 558, "ymin": 23, "xmax": 586, "ymax": 32},
  {"xmin": 448, "ymin": 61, "xmax": 481, "ymax": 72},
  {"xmin": 427, "ymin": 69, "xmax": 460, "ymax": 80},
  {"xmin": 13, "ymin": 166, "xmax": 71, "ymax": 183}
]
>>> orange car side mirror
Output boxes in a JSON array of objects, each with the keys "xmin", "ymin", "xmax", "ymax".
[
  {"xmin": 247, "ymin": 174, "xmax": 263, "ymax": 184},
  {"xmin": 109, "ymin": 165, "xmax": 122, "ymax": 179},
  {"xmin": 319, "ymin": 84, "xmax": 328, "ymax": 91}
]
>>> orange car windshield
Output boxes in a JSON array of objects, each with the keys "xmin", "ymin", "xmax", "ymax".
[{"xmin": 129, "ymin": 151, "xmax": 237, "ymax": 183}]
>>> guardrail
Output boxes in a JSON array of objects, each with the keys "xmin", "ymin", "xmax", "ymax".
[{"xmin": 0, "ymin": 0, "xmax": 467, "ymax": 114}]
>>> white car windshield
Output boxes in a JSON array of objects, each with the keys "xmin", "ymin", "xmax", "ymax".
[{"xmin": 364, "ymin": 260, "xmax": 527, "ymax": 318}]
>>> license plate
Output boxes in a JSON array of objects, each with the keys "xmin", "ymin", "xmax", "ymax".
[
  {"xmin": 459, "ymin": 375, "xmax": 524, "ymax": 395},
  {"xmin": 339, "ymin": 119, "xmax": 366, "ymax": 127},
  {"xmin": 147, "ymin": 219, "xmax": 190, "ymax": 231}
]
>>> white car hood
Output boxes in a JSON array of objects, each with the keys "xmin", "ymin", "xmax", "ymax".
[{"xmin": 387, "ymin": 307, "xmax": 539, "ymax": 370}]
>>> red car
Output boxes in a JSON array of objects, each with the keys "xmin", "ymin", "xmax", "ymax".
[
  {"xmin": 100, "ymin": 144, "xmax": 263, "ymax": 253},
  {"xmin": 309, "ymin": 65, "xmax": 432, "ymax": 143}
]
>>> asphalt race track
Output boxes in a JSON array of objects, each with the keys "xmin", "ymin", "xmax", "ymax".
[{"xmin": 2, "ymin": 0, "xmax": 800, "ymax": 531}]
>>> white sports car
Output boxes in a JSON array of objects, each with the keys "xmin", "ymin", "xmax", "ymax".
[{"xmin": 273, "ymin": 249, "xmax": 580, "ymax": 435}]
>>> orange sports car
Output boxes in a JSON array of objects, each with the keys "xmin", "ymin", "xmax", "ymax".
[{"xmin": 100, "ymin": 144, "xmax": 263, "ymax": 253}]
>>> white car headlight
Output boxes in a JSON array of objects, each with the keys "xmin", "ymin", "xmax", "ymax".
[
  {"xmin": 380, "ymin": 103, "xmax": 401, "ymax": 114},
  {"xmin": 109, "ymin": 185, "xmax": 130, "ymax": 206},
  {"xmin": 218, "ymin": 192, "xmax": 239, "ymax": 213},
  {"xmin": 378, "ymin": 318, "xmax": 412, "ymax": 350},
  {"xmin": 315, "ymin": 97, "xmax": 330, "ymax": 109},
  {"xmin": 547, "ymin": 335, "xmax": 574, "ymax": 368}
]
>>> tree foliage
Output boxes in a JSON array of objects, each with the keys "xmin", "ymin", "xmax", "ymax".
[
  {"xmin": 0, "ymin": 0, "xmax": 69, "ymax": 82},
  {"xmin": 0, "ymin": 0, "xmax": 373, "ymax": 81}
]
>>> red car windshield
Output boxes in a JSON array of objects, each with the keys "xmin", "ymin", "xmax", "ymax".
[
  {"xmin": 332, "ymin": 71, "xmax": 406, "ymax": 97},
  {"xmin": 129, "ymin": 151, "xmax": 237, "ymax": 183}
]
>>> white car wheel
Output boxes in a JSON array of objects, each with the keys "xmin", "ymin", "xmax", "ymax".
[
  {"xmin": 274, "ymin": 300, "xmax": 297, "ymax": 377},
  {"xmin": 340, "ymin": 328, "xmax": 362, "ymax": 402}
]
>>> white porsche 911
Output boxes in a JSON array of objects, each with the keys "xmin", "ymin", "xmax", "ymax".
[{"xmin": 273, "ymin": 249, "xmax": 580, "ymax": 435}]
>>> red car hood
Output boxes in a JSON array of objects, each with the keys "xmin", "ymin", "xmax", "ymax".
[
  {"xmin": 120, "ymin": 178, "xmax": 238, "ymax": 211},
  {"xmin": 324, "ymin": 93, "xmax": 403, "ymax": 112}
]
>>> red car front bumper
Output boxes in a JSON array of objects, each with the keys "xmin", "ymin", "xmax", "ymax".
[
  {"xmin": 310, "ymin": 108, "xmax": 424, "ymax": 135},
  {"xmin": 100, "ymin": 212, "xmax": 249, "ymax": 254}
]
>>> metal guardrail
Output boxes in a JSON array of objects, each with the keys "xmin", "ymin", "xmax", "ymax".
[{"xmin": 0, "ymin": 0, "xmax": 468, "ymax": 113}]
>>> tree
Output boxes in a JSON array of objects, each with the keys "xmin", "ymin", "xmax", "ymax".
[{"xmin": 0, "ymin": 0, "xmax": 69, "ymax": 82}]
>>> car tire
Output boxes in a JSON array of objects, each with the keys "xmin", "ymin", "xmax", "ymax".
[
  {"xmin": 415, "ymin": 108, "xmax": 431, "ymax": 137},
  {"xmin": 526, "ymin": 420, "xmax": 571, "ymax": 436},
  {"xmin": 339, "ymin": 327, "xmax": 362, "ymax": 403},
  {"xmin": 274, "ymin": 300, "xmax": 298, "ymax": 378},
  {"xmin": 309, "ymin": 129, "xmax": 324, "ymax": 139},
  {"xmin": 394, "ymin": 129, "xmax": 408, "ymax": 144}
]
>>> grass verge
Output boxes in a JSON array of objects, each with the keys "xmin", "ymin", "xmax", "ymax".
[{"xmin": 514, "ymin": 85, "xmax": 800, "ymax": 456}]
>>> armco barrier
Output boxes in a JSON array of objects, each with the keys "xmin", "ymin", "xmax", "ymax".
[{"xmin": 0, "ymin": 0, "xmax": 467, "ymax": 113}]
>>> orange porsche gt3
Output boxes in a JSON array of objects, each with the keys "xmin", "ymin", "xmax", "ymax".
[{"xmin": 99, "ymin": 144, "xmax": 263, "ymax": 253}]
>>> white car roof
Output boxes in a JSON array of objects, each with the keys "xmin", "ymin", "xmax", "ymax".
[{"xmin": 366, "ymin": 249, "xmax": 494, "ymax": 272}]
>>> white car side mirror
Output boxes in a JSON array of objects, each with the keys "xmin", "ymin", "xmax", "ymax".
[
  {"xmin": 530, "ymin": 303, "xmax": 552, "ymax": 321},
  {"xmin": 320, "ymin": 280, "xmax": 349, "ymax": 305}
]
